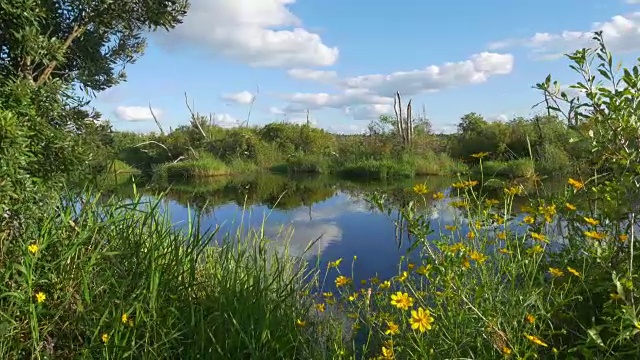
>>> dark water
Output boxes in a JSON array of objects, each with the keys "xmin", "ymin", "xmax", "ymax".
[{"xmin": 129, "ymin": 173, "xmax": 566, "ymax": 285}]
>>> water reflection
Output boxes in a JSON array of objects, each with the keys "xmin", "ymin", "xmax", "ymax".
[{"xmin": 132, "ymin": 173, "xmax": 567, "ymax": 285}]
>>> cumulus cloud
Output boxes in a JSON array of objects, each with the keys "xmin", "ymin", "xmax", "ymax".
[
  {"xmin": 488, "ymin": 12, "xmax": 640, "ymax": 59},
  {"xmin": 282, "ymin": 89, "xmax": 393, "ymax": 113},
  {"xmin": 287, "ymin": 68, "xmax": 338, "ymax": 82},
  {"xmin": 277, "ymin": 52, "xmax": 513, "ymax": 120},
  {"xmin": 345, "ymin": 104, "xmax": 394, "ymax": 120},
  {"xmin": 114, "ymin": 106, "xmax": 162, "ymax": 121},
  {"xmin": 326, "ymin": 123, "xmax": 366, "ymax": 135},
  {"xmin": 221, "ymin": 91, "xmax": 255, "ymax": 105},
  {"xmin": 342, "ymin": 52, "xmax": 514, "ymax": 97},
  {"xmin": 212, "ymin": 113, "xmax": 241, "ymax": 128},
  {"xmin": 162, "ymin": 0, "xmax": 338, "ymax": 67}
]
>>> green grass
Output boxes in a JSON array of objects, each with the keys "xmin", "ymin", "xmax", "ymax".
[
  {"xmin": 474, "ymin": 158, "xmax": 536, "ymax": 179},
  {"xmin": 157, "ymin": 154, "xmax": 231, "ymax": 180},
  {"xmin": 412, "ymin": 151, "xmax": 468, "ymax": 176},
  {"xmin": 0, "ymin": 189, "xmax": 337, "ymax": 359},
  {"xmin": 337, "ymin": 159, "xmax": 414, "ymax": 180},
  {"xmin": 284, "ymin": 154, "xmax": 330, "ymax": 174},
  {"xmin": 97, "ymin": 159, "xmax": 142, "ymax": 188}
]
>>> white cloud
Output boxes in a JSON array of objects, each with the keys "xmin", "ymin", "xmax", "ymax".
[
  {"xmin": 277, "ymin": 53, "xmax": 512, "ymax": 120},
  {"xmin": 282, "ymin": 89, "xmax": 393, "ymax": 113},
  {"xmin": 114, "ymin": 106, "xmax": 162, "ymax": 121},
  {"xmin": 212, "ymin": 113, "xmax": 241, "ymax": 128},
  {"xmin": 488, "ymin": 12, "xmax": 640, "ymax": 59},
  {"xmin": 163, "ymin": 0, "xmax": 338, "ymax": 68},
  {"xmin": 345, "ymin": 104, "xmax": 394, "ymax": 120},
  {"xmin": 287, "ymin": 68, "xmax": 337, "ymax": 82},
  {"xmin": 221, "ymin": 91, "xmax": 255, "ymax": 105},
  {"xmin": 342, "ymin": 52, "xmax": 514, "ymax": 97},
  {"xmin": 489, "ymin": 114, "xmax": 509, "ymax": 122},
  {"xmin": 326, "ymin": 123, "xmax": 366, "ymax": 135},
  {"xmin": 269, "ymin": 106, "xmax": 285, "ymax": 115},
  {"xmin": 626, "ymin": 0, "xmax": 640, "ymax": 4}
]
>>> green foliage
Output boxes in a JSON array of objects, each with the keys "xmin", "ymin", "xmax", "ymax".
[{"xmin": 1, "ymin": 0, "xmax": 189, "ymax": 90}]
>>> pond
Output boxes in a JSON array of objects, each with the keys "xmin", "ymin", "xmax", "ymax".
[{"xmin": 121, "ymin": 173, "xmax": 567, "ymax": 288}]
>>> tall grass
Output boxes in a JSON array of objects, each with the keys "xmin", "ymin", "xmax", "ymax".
[
  {"xmin": 157, "ymin": 154, "xmax": 231, "ymax": 180},
  {"xmin": 0, "ymin": 188, "xmax": 331, "ymax": 359}
]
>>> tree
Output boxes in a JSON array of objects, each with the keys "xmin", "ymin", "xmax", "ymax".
[
  {"xmin": 1, "ymin": 0, "xmax": 189, "ymax": 92},
  {"xmin": 457, "ymin": 112, "xmax": 487, "ymax": 135}
]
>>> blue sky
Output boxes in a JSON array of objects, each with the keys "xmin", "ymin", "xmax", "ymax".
[{"xmin": 92, "ymin": 0, "xmax": 640, "ymax": 134}]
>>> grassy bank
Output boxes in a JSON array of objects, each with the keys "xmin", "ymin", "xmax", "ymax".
[{"xmin": 0, "ymin": 190, "xmax": 340, "ymax": 359}]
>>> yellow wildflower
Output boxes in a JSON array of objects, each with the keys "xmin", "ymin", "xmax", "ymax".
[
  {"xmin": 567, "ymin": 267, "xmax": 581, "ymax": 277},
  {"xmin": 525, "ymin": 334, "xmax": 548, "ymax": 347},
  {"xmin": 530, "ymin": 232, "xmax": 546, "ymax": 242},
  {"xmin": 567, "ymin": 178, "xmax": 584, "ymax": 190},
  {"xmin": 619, "ymin": 234, "xmax": 629, "ymax": 242},
  {"xmin": 348, "ymin": 293, "xmax": 358, "ymax": 302},
  {"xmin": 497, "ymin": 231, "xmax": 506, "ymax": 240},
  {"xmin": 565, "ymin": 203, "xmax": 576, "ymax": 211},
  {"xmin": 416, "ymin": 264, "xmax": 432, "ymax": 276},
  {"xmin": 549, "ymin": 267, "xmax": 564, "ymax": 277},
  {"xmin": 461, "ymin": 256, "xmax": 471, "ymax": 269},
  {"xmin": 379, "ymin": 281, "xmax": 391, "ymax": 290},
  {"xmin": 445, "ymin": 224, "xmax": 457, "ymax": 231},
  {"xmin": 385, "ymin": 321, "xmax": 400, "ymax": 335},
  {"xmin": 296, "ymin": 319, "xmax": 306, "ymax": 327},
  {"xmin": 448, "ymin": 243, "xmax": 465, "ymax": 253},
  {"xmin": 101, "ymin": 333, "xmax": 109, "ymax": 344},
  {"xmin": 323, "ymin": 292, "xmax": 333, "ymax": 298},
  {"xmin": 527, "ymin": 245, "xmax": 544, "ymax": 255},
  {"xmin": 28, "ymin": 244, "xmax": 39, "ymax": 254},
  {"xmin": 584, "ymin": 231, "xmax": 604, "ymax": 240},
  {"xmin": 502, "ymin": 346, "xmax": 512, "ymax": 355},
  {"xmin": 470, "ymin": 250, "xmax": 487, "ymax": 264},
  {"xmin": 498, "ymin": 248, "xmax": 512, "ymax": 255},
  {"xmin": 315, "ymin": 303, "xmax": 326, "ymax": 312},
  {"xmin": 485, "ymin": 198, "xmax": 500, "ymax": 206},
  {"xmin": 35, "ymin": 292, "xmax": 46, "ymax": 304},
  {"xmin": 407, "ymin": 263, "xmax": 415, "ymax": 271},
  {"xmin": 381, "ymin": 346, "xmax": 394, "ymax": 359},
  {"xmin": 432, "ymin": 191, "xmax": 445, "ymax": 200},
  {"xmin": 410, "ymin": 307, "xmax": 434, "ymax": 332},
  {"xmin": 525, "ymin": 314, "xmax": 535, "ymax": 324},
  {"xmin": 471, "ymin": 151, "xmax": 489, "ymax": 159},
  {"xmin": 504, "ymin": 186, "xmax": 521, "ymax": 196},
  {"xmin": 583, "ymin": 217, "xmax": 599, "ymax": 226},
  {"xmin": 412, "ymin": 183, "xmax": 428, "ymax": 195},
  {"xmin": 523, "ymin": 216, "xmax": 535, "ymax": 225},
  {"xmin": 335, "ymin": 275, "xmax": 351, "ymax": 287},
  {"xmin": 467, "ymin": 231, "xmax": 475, "ymax": 240},
  {"xmin": 121, "ymin": 313, "xmax": 128, "ymax": 324},
  {"xmin": 328, "ymin": 258, "xmax": 342, "ymax": 268},
  {"xmin": 390, "ymin": 291, "xmax": 414, "ymax": 310},
  {"xmin": 397, "ymin": 271, "xmax": 408, "ymax": 282}
]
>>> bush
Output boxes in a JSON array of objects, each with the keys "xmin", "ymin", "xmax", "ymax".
[{"xmin": 285, "ymin": 154, "xmax": 330, "ymax": 174}]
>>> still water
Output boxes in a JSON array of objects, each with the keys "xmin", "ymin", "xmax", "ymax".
[{"xmin": 131, "ymin": 173, "xmax": 564, "ymax": 285}]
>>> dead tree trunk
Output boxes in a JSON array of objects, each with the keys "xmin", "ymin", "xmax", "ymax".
[{"xmin": 393, "ymin": 91, "xmax": 414, "ymax": 148}]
